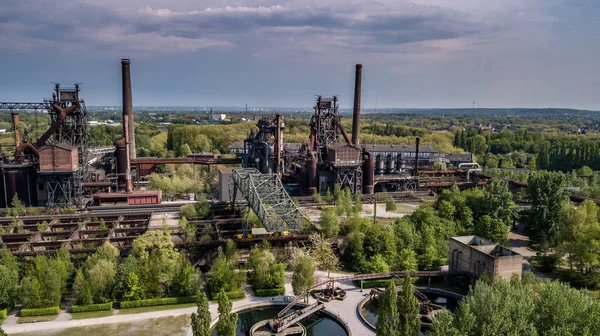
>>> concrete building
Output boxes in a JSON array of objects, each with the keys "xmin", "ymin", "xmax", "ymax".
[
  {"xmin": 449, "ymin": 236, "xmax": 523, "ymax": 280},
  {"xmin": 219, "ymin": 168, "xmax": 245, "ymax": 203}
]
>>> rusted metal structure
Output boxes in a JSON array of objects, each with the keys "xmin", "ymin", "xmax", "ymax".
[{"xmin": 0, "ymin": 83, "xmax": 88, "ymax": 208}]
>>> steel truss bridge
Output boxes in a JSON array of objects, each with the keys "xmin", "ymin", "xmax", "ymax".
[{"xmin": 230, "ymin": 168, "xmax": 306, "ymax": 233}]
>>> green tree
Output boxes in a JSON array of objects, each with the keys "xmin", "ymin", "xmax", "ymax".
[
  {"xmin": 385, "ymin": 197, "xmax": 397, "ymax": 212},
  {"xmin": 527, "ymin": 172, "xmax": 568, "ymax": 246},
  {"xmin": 73, "ymin": 268, "xmax": 92, "ymax": 305},
  {"xmin": 224, "ymin": 239, "xmax": 238, "ymax": 263},
  {"xmin": 179, "ymin": 216, "xmax": 197, "ymax": 243},
  {"xmin": 89, "ymin": 259, "xmax": 116, "ymax": 303},
  {"xmin": 209, "ymin": 250, "xmax": 239, "ymax": 294},
  {"xmin": 480, "ymin": 178, "xmax": 515, "ymax": 226},
  {"xmin": 180, "ymin": 204, "xmax": 197, "ymax": 219},
  {"xmin": 123, "ymin": 272, "xmax": 142, "ymax": 301},
  {"xmin": 474, "ymin": 215, "xmax": 510, "ymax": 245},
  {"xmin": 309, "ymin": 233, "xmax": 339, "ymax": 277},
  {"xmin": 11, "ymin": 194, "xmax": 25, "ymax": 216},
  {"xmin": 398, "ymin": 276, "xmax": 421, "ymax": 336},
  {"xmin": 191, "ymin": 291, "xmax": 211, "ymax": 336},
  {"xmin": 319, "ymin": 208, "xmax": 340, "ymax": 238},
  {"xmin": 291, "ymin": 253, "xmax": 315, "ymax": 295},
  {"xmin": 364, "ymin": 254, "xmax": 390, "ymax": 273},
  {"xmin": 0, "ymin": 247, "xmax": 19, "ymax": 308},
  {"xmin": 216, "ymin": 289, "xmax": 238, "ymax": 336},
  {"xmin": 324, "ymin": 188, "xmax": 333, "ymax": 204},
  {"xmin": 195, "ymin": 194, "xmax": 210, "ymax": 218},
  {"xmin": 353, "ymin": 192, "xmax": 363, "ymax": 213},
  {"xmin": 376, "ymin": 280, "xmax": 399, "ymax": 336}
]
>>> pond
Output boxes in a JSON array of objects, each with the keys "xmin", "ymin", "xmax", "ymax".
[{"xmin": 211, "ymin": 306, "xmax": 349, "ymax": 336}]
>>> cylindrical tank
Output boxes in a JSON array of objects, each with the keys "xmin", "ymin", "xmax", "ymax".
[
  {"xmin": 376, "ymin": 155, "xmax": 385, "ymax": 175},
  {"xmin": 362, "ymin": 151, "xmax": 375, "ymax": 194},
  {"xmin": 385, "ymin": 155, "xmax": 395, "ymax": 174},
  {"xmin": 114, "ymin": 139, "xmax": 128, "ymax": 189}
]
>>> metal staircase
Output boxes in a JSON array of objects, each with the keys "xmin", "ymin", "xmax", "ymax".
[{"xmin": 230, "ymin": 168, "xmax": 305, "ymax": 233}]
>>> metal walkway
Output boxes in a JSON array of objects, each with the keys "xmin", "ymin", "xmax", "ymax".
[{"xmin": 230, "ymin": 168, "xmax": 306, "ymax": 232}]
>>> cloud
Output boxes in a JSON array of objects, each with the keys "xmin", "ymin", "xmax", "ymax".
[{"xmin": 0, "ymin": 0, "xmax": 493, "ymax": 57}]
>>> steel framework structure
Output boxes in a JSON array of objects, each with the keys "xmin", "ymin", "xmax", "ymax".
[
  {"xmin": 335, "ymin": 166, "xmax": 362, "ymax": 195},
  {"xmin": 39, "ymin": 168, "xmax": 84, "ymax": 208},
  {"xmin": 230, "ymin": 168, "xmax": 305, "ymax": 233},
  {"xmin": 310, "ymin": 96, "xmax": 342, "ymax": 151}
]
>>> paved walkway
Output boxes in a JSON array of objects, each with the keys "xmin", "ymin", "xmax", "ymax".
[{"xmin": 2, "ymin": 271, "xmax": 373, "ymax": 335}]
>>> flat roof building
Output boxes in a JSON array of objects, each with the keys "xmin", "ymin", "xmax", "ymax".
[{"xmin": 449, "ymin": 235, "xmax": 523, "ymax": 281}]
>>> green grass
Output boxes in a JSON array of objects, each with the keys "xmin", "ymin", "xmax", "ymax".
[
  {"xmin": 117, "ymin": 302, "xmax": 196, "ymax": 315},
  {"xmin": 589, "ymin": 289, "xmax": 600, "ymax": 299},
  {"xmin": 70, "ymin": 310, "xmax": 115, "ymax": 319},
  {"xmin": 12, "ymin": 315, "xmax": 191, "ymax": 336},
  {"xmin": 17, "ymin": 315, "xmax": 58, "ymax": 324}
]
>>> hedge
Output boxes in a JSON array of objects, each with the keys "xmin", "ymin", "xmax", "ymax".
[
  {"xmin": 254, "ymin": 287, "xmax": 285, "ymax": 297},
  {"xmin": 71, "ymin": 302, "xmax": 113, "ymax": 313},
  {"xmin": 119, "ymin": 296, "xmax": 196, "ymax": 309},
  {"xmin": 0, "ymin": 308, "xmax": 7, "ymax": 319},
  {"xmin": 210, "ymin": 290, "xmax": 246, "ymax": 300},
  {"xmin": 20, "ymin": 306, "xmax": 60, "ymax": 317},
  {"xmin": 355, "ymin": 278, "xmax": 398, "ymax": 289}
]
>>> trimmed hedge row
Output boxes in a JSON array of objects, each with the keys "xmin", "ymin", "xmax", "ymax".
[
  {"xmin": 71, "ymin": 302, "xmax": 113, "ymax": 313},
  {"xmin": 119, "ymin": 296, "xmax": 196, "ymax": 309},
  {"xmin": 20, "ymin": 306, "xmax": 60, "ymax": 317},
  {"xmin": 356, "ymin": 278, "xmax": 398, "ymax": 289},
  {"xmin": 254, "ymin": 287, "xmax": 285, "ymax": 297},
  {"xmin": 0, "ymin": 308, "xmax": 7, "ymax": 319},
  {"xmin": 210, "ymin": 290, "xmax": 246, "ymax": 300}
]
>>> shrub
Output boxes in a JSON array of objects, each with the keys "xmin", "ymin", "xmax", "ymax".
[
  {"xmin": 20, "ymin": 307, "xmax": 60, "ymax": 317},
  {"xmin": 0, "ymin": 308, "xmax": 7, "ymax": 319},
  {"xmin": 559, "ymin": 270, "xmax": 598, "ymax": 289},
  {"xmin": 71, "ymin": 302, "xmax": 113, "ymax": 313},
  {"xmin": 119, "ymin": 296, "xmax": 196, "ymax": 309},
  {"xmin": 531, "ymin": 254, "xmax": 560, "ymax": 273},
  {"xmin": 355, "ymin": 279, "xmax": 399, "ymax": 289},
  {"xmin": 210, "ymin": 290, "xmax": 245, "ymax": 301},
  {"xmin": 254, "ymin": 287, "xmax": 285, "ymax": 297}
]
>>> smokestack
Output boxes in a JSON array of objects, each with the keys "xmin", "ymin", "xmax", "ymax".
[
  {"xmin": 351, "ymin": 64, "xmax": 362, "ymax": 146},
  {"xmin": 121, "ymin": 59, "xmax": 136, "ymax": 160},
  {"xmin": 414, "ymin": 137, "xmax": 420, "ymax": 177},
  {"xmin": 11, "ymin": 113, "xmax": 20, "ymax": 148},
  {"xmin": 121, "ymin": 59, "xmax": 133, "ymax": 192}
]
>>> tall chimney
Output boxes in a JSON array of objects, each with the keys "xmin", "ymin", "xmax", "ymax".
[
  {"xmin": 121, "ymin": 59, "xmax": 136, "ymax": 159},
  {"xmin": 121, "ymin": 59, "xmax": 133, "ymax": 192},
  {"xmin": 351, "ymin": 64, "xmax": 362, "ymax": 146},
  {"xmin": 414, "ymin": 137, "xmax": 420, "ymax": 177},
  {"xmin": 11, "ymin": 113, "xmax": 20, "ymax": 148}
]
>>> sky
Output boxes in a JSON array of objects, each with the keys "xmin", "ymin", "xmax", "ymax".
[{"xmin": 0, "ymin": 0, "xmax": 599, "ymax": 109}]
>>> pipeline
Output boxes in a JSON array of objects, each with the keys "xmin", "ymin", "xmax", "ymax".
[{"xmin": 34, "ymin": 103, "xmax": 79, "ymax": 148}]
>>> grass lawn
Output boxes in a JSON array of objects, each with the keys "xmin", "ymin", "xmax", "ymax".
[
  {"xmin": 70, "ymin": 310, "xmax": 115, "ymax": 319},
  {"xmin": 17, "ymin": 315, "xmax": 58, "ymax": 324},
  {"xmin": 12, "ymin": 315, "xmax": 191, "ymax": 336},
  {"xmin": 117, "ymin": 303, "xmax": 196, "ymax": 315},
  {"xmin": 589, "ymin": 289, "xmax": 600, "ymax": 299}
]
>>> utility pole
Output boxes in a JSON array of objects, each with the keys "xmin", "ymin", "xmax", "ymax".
[
  {"xmin": 245, "ymin": 104, "xmax": 248, "ymax": 121},
  {"xmin": 375, "ymin": 98, "xmax": 378, "ymax": 112},
  {"xmin": 473, "ymin": 101, "xmax": 475, "ymax": 109}
]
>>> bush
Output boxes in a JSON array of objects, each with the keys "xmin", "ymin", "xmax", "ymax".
[
  {"xmin": 254, "ymin": 287, "xmax": 285, "ymax": 297},
  {"xmin": 210, "ymin": 290, "xmax": 245, "ymax": 301},
  {"xmin": 119, "ymin": 296, "xmax": 196, "ymax": 309},
  {"xmin": 355, "ymin": 279, "xmax": 399, "ymax": 289},
  {"xmin": 71, "ymin": 302, "xmax": 113, "ymax": 313},
  {"xmin": 531, "ymin": 254, "xmax": 560, "ymax": 273},
  {"xmin": 559, "ymin": 270, "xmax": 599, "ymax": 289},
  {"xmin": 0, "ymin": 308, "xmax": 7, "ymax": 319},
  {"xmin": 20, "ymin": 307, "xmax": 60, "ymax": 317}
]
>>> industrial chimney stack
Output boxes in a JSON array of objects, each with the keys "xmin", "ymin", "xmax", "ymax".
[
  {"xmin": 121, "ymin": 59, "xmax": 136, "ymax": 160},
  {"xmin": 11, "ymin": 113, "xmax": 20, "ymax": 148},
  {"xmin": 121, "ymin": 59, "xmax": 133, "ymax": 192},
  {"xmin": 351, "ymin": 64, "xmax": 362, "ymax": 146}
]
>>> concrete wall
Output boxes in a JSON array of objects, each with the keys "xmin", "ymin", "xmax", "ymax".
[
  {"xmin": 219, "ymin": 169, "xmax": 244, "ymax": 203},
  {"xmin": 449, "ymin": 237, "xmax": 523, "ymax": 280}
]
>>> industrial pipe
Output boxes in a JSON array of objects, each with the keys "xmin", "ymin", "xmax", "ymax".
[
  {"xmin": 414, "ymin": 137, "xmax": 420, "ymax": 177},
  {"xmin": 337, "ymin": 122, "xmax": 352, "ymax": 145},
  {"xmin": 11, "ymin": 113, "xmax": 20, "ymax": 148},
  {"xmin": 34, "ymin": 103, "xmax": 78, "ymax": 148},
  {"xmin": 351, "ymin": 64, "xmax": 362, "ymax": 146}
]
